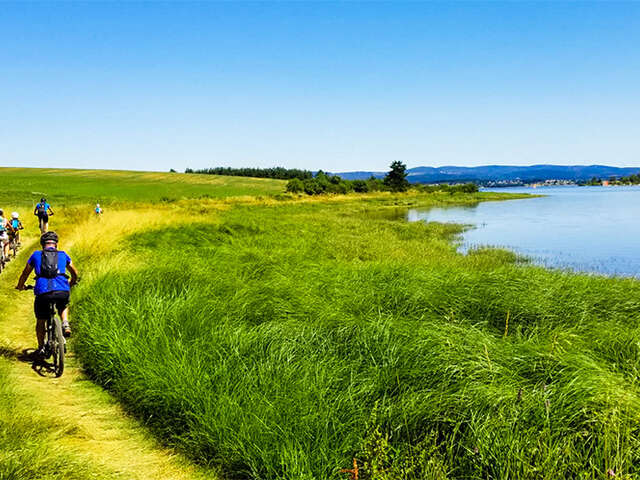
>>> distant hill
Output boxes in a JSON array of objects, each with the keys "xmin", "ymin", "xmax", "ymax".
[{"xmin": 337, "ymin": 165, "xmax": 640, "ymax": 183}]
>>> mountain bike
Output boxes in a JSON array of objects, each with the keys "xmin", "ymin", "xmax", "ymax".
[
  {"xmin": 9, "ymin": 234, "xmax": 19, "ymax": 259},
  {"xmin": 24, "ymin": 286, "xmax": 65, "ymax": 377}
]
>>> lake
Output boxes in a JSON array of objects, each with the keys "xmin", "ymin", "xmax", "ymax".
[{"xmin": 407, "ymin": 185, "xmax": 640, "ymax": 278}]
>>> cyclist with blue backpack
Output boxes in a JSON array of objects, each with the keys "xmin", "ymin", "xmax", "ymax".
[
  {"xmin": 9, "ymin": 212, "xmax": 23, "ymax": 246},
  {"xmin": 15, "ymin": 232, "xmax": 79, "ymax": 357},
  {"xmin": 34, "ymin": 198, "xmax": 54, "ymax": 234}
]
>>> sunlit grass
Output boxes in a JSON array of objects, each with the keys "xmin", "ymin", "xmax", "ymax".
[{"xmin": 69, "ymin": 197, "xmax": 640, "ymax": 479}]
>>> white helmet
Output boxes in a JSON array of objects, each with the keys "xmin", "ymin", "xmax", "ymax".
[{"xmin": 11, "ymin": 212, "xmax": 19, "ymax": 219}]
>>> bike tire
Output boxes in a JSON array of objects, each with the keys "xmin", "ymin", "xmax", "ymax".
[{"xmin": 52, "ymin": 317, "xmax": 65, "ymax": 377}]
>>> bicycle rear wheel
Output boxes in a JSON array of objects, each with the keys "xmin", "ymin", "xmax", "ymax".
[{"xmin": 51, "ymin": 317, "xmax": 65, "ymax": 377}]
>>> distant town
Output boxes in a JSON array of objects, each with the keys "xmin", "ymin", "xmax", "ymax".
[{"xmin": 481, "ymin": 175, "xmax": 640, "ymax": 188}]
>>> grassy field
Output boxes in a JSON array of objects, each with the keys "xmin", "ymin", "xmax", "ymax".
[
  {"xmin": 0, "ymin": 167, "xmax": 285, "ymax": 208},
  {"xmin": 3, "ymin": 168, "xmax": 639, "ymax": 479}
]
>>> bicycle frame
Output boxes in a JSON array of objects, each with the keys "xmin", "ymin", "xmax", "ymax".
[
  {"xmin": 23, "ymin": 286, "xmax": 65, "ymax": 377},
  {"xmin": 42, "ymin": 301, "xmax": 65, "ymax": 377}
]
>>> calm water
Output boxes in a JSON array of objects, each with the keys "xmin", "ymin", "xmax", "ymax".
[{"xmin": 408, "ymin": 186, "xmax": 640, "ymax": 278}]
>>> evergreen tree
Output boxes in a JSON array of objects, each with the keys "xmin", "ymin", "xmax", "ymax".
[{"xmin": 383, "ymin": 161, "xmax": 410, "ymax": 192}]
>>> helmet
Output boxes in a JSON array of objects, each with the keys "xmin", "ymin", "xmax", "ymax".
[
  {"xmin": 11, "ymin": 212, "xmax": 19, "ymax": 219},
  {"xmin": 40, "ymin": 231, "xmax": 59, "ymax": 246},
  {"xmin": 40, "ymin": 197, "xmax": 46, "ymax": 202},
  {"xmin": 0, "ymin": 209, "xmax": 3, "ymax": 216}
]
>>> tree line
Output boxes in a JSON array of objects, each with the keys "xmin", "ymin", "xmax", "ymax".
[
  {"xmin": 185, "ymin": 166, "xmax": 313, "ymax": 180},
  {"xmin": 286, "ymin": 161, "xmax": 477, "ymax": 195},
  {"xmin": 285, "ymin": 161, "xmax": 409, "ymax": 194},
  {"xmin": 581, "ymin": 174, "xmax": 640, "ymax": 186},
  {"xmin": 185, "ymin": 161, "xmax": 478, "ymax": 195}
]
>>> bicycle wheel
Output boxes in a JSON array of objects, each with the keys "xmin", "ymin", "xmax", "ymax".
[{"xmin": 51, "ymin": 317, "xmax": 65, "ymax": 377}]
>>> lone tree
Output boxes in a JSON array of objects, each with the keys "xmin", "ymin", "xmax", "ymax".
[{"xmin": 384, "ymin": 161, "xmax": 410, "ymax": 192}]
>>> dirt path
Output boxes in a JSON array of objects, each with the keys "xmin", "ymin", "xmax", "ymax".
[{"xmin": 0, "ymin": 232, "xmax": 215, "ymax": 479}]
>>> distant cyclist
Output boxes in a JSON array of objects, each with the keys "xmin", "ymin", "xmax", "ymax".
[
  {"xmin": 0, "ymin": 209, "xmax": 10, "ymax": 260},
  {"xmin": 94, "ymin": 203, "xmax": 103, "ymax": 216},
  {"xmin": 15, "ymin": 231, "xmax": 78, "ymax": 356},
  {"xmin": 7, "ymin": 212, "xmax": 24, "ymax": 251},
  {"xmin": 9, "ymin": 212, "xmax": 24, "ymax": 246},
  {"xmin": 34, "ymin": 197, "xmax": 54, "ymax": 234}
]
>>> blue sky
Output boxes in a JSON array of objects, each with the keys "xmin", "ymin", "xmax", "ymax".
[{"xmin": 1, "ymin": 2, "xmax": 639, "ymax": 172}]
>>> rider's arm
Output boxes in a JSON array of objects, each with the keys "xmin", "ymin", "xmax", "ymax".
[
  {"xmin": 15, "ymin": 263, "xmax": 34, "ymax": 290},
  {"xmin": 48, "ymin": 206, "xmax": 54, "ymax": 215},
  {"xmin": 68, "ymin": 263, "xmax": 79, "ymax": 287}
]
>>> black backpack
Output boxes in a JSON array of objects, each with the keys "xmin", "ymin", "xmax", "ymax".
[
  {"xmin": 37, "ymin": 204, "xmax": 46, "ymax": 215},
  {"xmin": 40, "ymin": 250, "xmax": 59, "ymax": 279}
]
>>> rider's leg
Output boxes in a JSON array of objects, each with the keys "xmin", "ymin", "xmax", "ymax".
[
  {"xmin": 36, "ymin": 318, "xmax": 46, "ymax": 349},
  {"xmin": 59, "ymin": 304, "xmax": 71, "ymax": 337}
]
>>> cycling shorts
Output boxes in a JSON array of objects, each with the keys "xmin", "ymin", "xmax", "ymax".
[
  {"xmin": 34, "ymin": 291, "xmax": 69, "ymax": 319},
  {"xmin": 38, "ymin": 213, "xmax": 49, "ymax": 223}
]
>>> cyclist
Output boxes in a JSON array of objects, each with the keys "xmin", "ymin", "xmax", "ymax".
[
  {"xmin": 34, "ymin": 197, "xmax": 54, "ymax": 234},
  {"xmin": 94, "ymin": 203, "xmax": 103, "ymax": 216},
  {"xmin": 0, "ymin": 209, "xmax": 9, "ymax": 260},
  {"xmin": 9, "ymin": 212, "xmax": 23, "ymax": 246},
  {"xmin": 15, "ymin": 232, "xmax": 78, "ymax": 357}
]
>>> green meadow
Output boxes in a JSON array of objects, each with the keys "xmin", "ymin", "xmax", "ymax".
[
  {"xmin": 0, "ymin": 167, "xmax": 284, "ymax": 207},
  {"xmin": 2, "ymin": 167, "xmax": 640, "ymax": 479}
]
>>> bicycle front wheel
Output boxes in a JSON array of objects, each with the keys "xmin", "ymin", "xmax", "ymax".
[{"xmin": 52, "ymin": 317, "xmax": 65, "ymax": 377}]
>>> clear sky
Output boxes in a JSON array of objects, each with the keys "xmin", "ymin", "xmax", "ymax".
[{"xmin": 1, "ymin": 2, "xmax": 639, "ymax": 172}]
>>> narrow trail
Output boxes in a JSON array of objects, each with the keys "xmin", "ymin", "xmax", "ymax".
[{"xmin": 0, "ymin": 229, "xmax": 215, "ymax": 479}]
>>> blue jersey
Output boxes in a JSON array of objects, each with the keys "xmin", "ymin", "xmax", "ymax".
[
  {"xmin": 28, "ymin": 249, "xmax": 72, "ymax": 295},
  {"xmin": 36, "ymin": 202, "xmax": 51, "ymax": 213},
  {"xmin": 10, "ymin": 219, "xmax": 20, "ymax": 229}
]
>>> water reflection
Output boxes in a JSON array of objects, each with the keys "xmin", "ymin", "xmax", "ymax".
[{"xmin": 408, "ymin": 186, "xmax": 640, "ymax": 278}]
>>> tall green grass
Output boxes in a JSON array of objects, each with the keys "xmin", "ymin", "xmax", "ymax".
[{"xmin": 72, "ymin": 200, "xmax": 640, "ymax": 479}]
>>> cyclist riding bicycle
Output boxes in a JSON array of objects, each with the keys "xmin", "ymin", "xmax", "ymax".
[
  {"xmin": 0, "ymin": 209, "xmax": 10, "ymax": 260},
  {"xmin": 15, "ymin": 231, "xmax": 79, "ymax": 358},
  {"xmin": 9, "ymin": 212, "xmax": 23, "ymax": 246},
  {"xmin": 95, "ymin": 203, "xmax": 103, "ymax": 216},
  {"xmin": 34, "ymin": 198, "xmax": 54, "ymax": 234}
]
